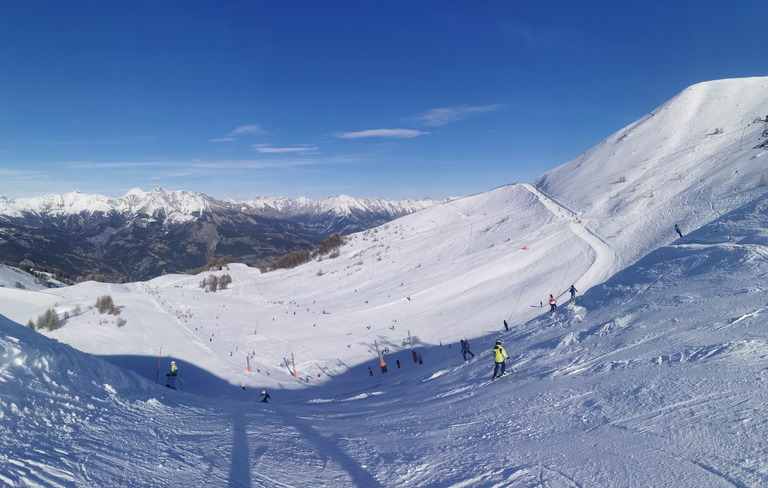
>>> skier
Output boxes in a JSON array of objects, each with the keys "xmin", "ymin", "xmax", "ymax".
[
  {"xmin": 492, "ymin": 340, "xmax": 509, "ymax": 379},
  {"xmin": 460, "ymin": 339, "xmax": 475, "ymax": 361},
  {"xmin": 166, "ymin": 361, "xmax": 178, "ymax": 389},
  {"xmin": 675, "ymin": 224, "xmax": 683, "ymax": 238},
  {"xmin": 503, "ymin": 320, "xmax": 509, "ymax": 331},
  {"xmin": 569, "ymin": 285, "xmax": 578, "ymax": 304},
  {"xmin": 260, "ymin": 390, "xmax": 271, "ymax": 403},
  {"xmin": 549, "ymin": 294, "xmax": 557, "ymax": 313}
]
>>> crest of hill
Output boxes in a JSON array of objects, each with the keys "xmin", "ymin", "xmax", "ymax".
[{"xmin": 535, "ymin": 76, "xmax": 768, "ymax": 268}]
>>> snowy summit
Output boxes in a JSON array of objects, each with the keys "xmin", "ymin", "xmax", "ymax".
[{"xmin": 2, "ymin": 76, "xmax": 768, "ymax": 486}]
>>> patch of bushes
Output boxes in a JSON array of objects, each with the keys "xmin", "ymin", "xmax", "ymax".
[
  {"xmin": 260, "ymin": 233, "xmax": 348, "ymax": 272},
  {"xmin": 27, "ymin": 308, "xmax": 61, "ymax": 331},
  {"xmin": 96, "ymin": 295, "xmax": 120, "ymax": 315},
  {"xmin": 200, "ymin": 274, "xmax": 233, "ymax": 292}
]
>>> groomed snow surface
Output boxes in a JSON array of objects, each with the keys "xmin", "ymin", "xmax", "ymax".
[{"xmin": 2, "ymin": 76, "xmax": 768, "ymax": 487}]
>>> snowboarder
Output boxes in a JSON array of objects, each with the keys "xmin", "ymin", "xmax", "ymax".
[
  {"xmin": 260, "ymin": 390, "xmax": 271, "ymax": 403},
  {"xmin": 569, "ymin": 285, "xmax": 578, "ymax": 304},
  {"xmin": 675, "ymin": 224, "xmax": 683, "ymax": 238},
  {"xmin": 549, "ymin": 294, "xmax": 557, "ymax": 313},
  {"xmin": 460, "ymin": 339, "xmax": 475, "ymax": 361},
  {"xmin": 166, "ymin": 361, "xmax": 178, "ymax": 389},
  {"xmin": 492, "ymin": 340, "xmax": 509, "ymax": 379}
]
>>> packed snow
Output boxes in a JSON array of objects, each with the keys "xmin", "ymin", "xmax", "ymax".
[{"xmin": 2, "ymin": 76, "xmax": 768, "ymax": 486}]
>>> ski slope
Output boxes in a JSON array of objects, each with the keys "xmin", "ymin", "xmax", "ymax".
[{"xmin": 2, "ymin": 76, "xmax": 768, "ymax": 486}]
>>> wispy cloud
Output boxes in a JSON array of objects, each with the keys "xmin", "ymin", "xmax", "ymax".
[
  {"xmin": 414, "ymin": 104, "xmax": 506, "ymax": 126},
  {"xmin": 229, "ymin": 124, "xmax": 265, "ymax": 136},
  {"xmin": 336, "ymin": 129, "xmax": 429, "ymax": 139},
  {"xmin": 211, "ymin": 124, "xmax": 266, "ymax": 143},
  {"xmin": 254, "ymin": 145, "xmax": 318, "ymax": 154}
]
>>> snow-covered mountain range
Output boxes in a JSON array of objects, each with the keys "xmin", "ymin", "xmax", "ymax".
[
  {"xmin": 0, "ymin": 190, "xmax": 442, "ymax": 281},
  {"xmin": 1, "ymin": 76, "xmax": 768, "ymax": 486},
  {"xmin": 0, "ymin": 189, "xmax": 440, "ymax": 224}
]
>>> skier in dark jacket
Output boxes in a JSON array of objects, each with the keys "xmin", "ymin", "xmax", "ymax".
[
  {"xmin": 260, "ymin": 390, "xmax": 271, "ymax": 403},
  {"xmin": 675, "ymin": 224, "xmax": 683, "ymax": 238},
  {"xmin": 569, "ymin": 285, "xmax": 578, "ymax": 304},
  {"xmin": 460, "ymin": 339, "xmax": 475, "ymax": 361}
]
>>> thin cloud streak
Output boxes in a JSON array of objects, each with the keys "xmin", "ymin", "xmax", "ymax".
[
  {"xmin": 414, "ymin": 104, "xmax": 506, "ymax": 126},
  {"xmin": 254, "ymin": 145, "xmax": 319, "ymax": 154},
  {"xmin": 228, "ymin": 125, "xmax": 265, "ymax": 137},
  {"xmin": 210, "ymin": 125, "xmax": 266, "ymax": 143},
  {"xmin": 336, "ymin": 129, "xmax": 429, "ymax": 139}
]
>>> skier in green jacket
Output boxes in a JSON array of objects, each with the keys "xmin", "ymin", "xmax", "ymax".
[{"xmin": 166, "ymin": 361, "xmax": 179, "ymax": 389}]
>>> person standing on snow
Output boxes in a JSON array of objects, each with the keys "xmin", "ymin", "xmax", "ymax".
[
  {"xmin": 549, "ymin": 294, "xmax": 557, "ymax": 313},
  {"xmin": 569, "ymin": 285, "xmax": 578, "ymax": 304},
  {"xmin": 166, "ymin": 361, "xmax": 178, "ymax": 389},
  {"xmin": 675, "ymin": 224, "xmax": 683, "ymax": 238},
  {"xmin": 492, "ymin": 340, "xmax": 509, "ymax": 379},
  {"xmin": 460, "ymin": 339, "xmax": 475, "ymax": 361}
]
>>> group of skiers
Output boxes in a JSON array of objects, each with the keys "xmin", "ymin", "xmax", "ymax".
[
  {"xmin": 457, "ymin": 338, "xmax": 509, "ymax": 379},
  {"xmin": 486, "ymin": 285, "xmax": 581, "ymax": 379},
  {"xmin": 166, "ymin": 361, "xmax": 273, "ymax": 403},
  {"xmin": 469, "ymin": 223, "xmax": 687, "ymax": 378},
  {"xmin": 160, "ymin": 223, "xmax": 691, "ymax": 397},
  {"xmin": 546, "ymin": 284, "xmax": 578, "ymax": 313}
]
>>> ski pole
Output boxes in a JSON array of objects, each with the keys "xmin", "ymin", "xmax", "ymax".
[{"xmin": 155, "ymin": 346, "xmax": 162, "ymax": 384}]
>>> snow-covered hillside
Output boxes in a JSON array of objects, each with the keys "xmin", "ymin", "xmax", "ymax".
[
  {"xmin": 2, "ymin": 76, "xmax": 768, "ymax": 486},
  {"xmin": 536, "ymin": 76, "xmax": 768, "ymax": 269},
  {"xmin": 0, "ymin": 264, "xmax": 48, "ymax": 292}
]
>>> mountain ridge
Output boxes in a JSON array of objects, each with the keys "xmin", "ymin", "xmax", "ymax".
[
  {"xmin": 0, "ymin": 189, "xmax": 445, "ymax": 281},
  {"xmin": 0, "ymin": 188, "xmax": 443, "ymax": 222}
]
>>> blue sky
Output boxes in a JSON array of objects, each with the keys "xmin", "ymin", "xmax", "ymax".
[{"xmin": 0, "ymin": 1, "xmax": 765, "ymax": 201}]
